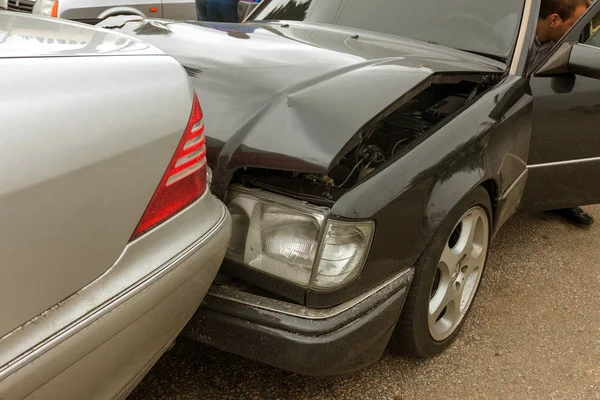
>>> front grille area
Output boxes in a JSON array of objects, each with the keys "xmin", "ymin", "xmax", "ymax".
[{"xmin": 6, "ymin": 0, "xmax": 35, "ymax": 13}]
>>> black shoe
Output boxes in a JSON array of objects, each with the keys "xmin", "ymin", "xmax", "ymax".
[{"xmin": 550, "ymin": 207, "xmax": 595, "ymax": 227}]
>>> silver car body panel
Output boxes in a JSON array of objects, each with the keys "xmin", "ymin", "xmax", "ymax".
[
  {"xmin": 0, "ymin": 194, "xmax": 230, "ymax": 400},
  {"xmin": 0, "ymin": 12, "xmax": 161, "ymax": 57},
  {"xmin": 0, "ymin": 194, "xmax": 226, "ymax": 373},
  {"xmin": 0, "ymin": 50, "xmax": 193, "ymax": 336},
  {"xmin": 0, "ymin": 11, "xmax": 230, "ymax": 399}
]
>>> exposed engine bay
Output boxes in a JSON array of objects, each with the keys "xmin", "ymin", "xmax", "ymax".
[{"xmin": 233, "ymin": 73, "xmax": 502, "ymax": 205}]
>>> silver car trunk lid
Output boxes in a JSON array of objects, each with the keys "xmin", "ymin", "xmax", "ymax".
[
  {"xmin": 0, "ymin": 15, "xmax": 194, "ymax": 337},
  {"xmin": 0, "ymin": 11, "xmax": 162, "ymax": 58}
]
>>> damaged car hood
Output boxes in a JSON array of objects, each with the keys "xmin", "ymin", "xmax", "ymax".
[{"xmin": 107, "ymin": 18, "xmax": 504, "ymax": 176}]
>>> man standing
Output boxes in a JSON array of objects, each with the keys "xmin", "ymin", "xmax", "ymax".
[{"xmin": 531, "ymin": 0, "xmax": 594, "ymax": 227}]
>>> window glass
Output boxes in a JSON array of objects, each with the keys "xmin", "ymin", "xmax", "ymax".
[
  {"xmin": 251, "ymin": 0, "xmax": 524, "ymax": 59},
  {"xmin": 587, "ymin": 11, "xmax": 600, "ymax": 46},
  {"xmin": 251, "ymin": 0, "xmax": 313, "ymax": 22}
]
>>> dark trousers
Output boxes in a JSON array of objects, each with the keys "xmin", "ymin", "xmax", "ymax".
[
  {"xmin": 206, "ymin": 0, "xmax": 238, "ymax": 22},
  {"xmin": 195, "ymin": 0, "xmax": 207, "ymax": 20}
]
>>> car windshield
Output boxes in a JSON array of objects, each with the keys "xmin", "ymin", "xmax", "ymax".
[{"xmin": 250, "ymin": 0, "xmax": 525, "ymax": 59}]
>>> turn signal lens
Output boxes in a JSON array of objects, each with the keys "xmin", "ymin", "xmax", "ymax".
[
  {"xmin": 50, "ymin": 1, "xmax": 59, "ymax": 17},
  {"xmin": 311, "ymin": 220, "xmax": 374, "ymax": 290},
  {"xmin": 130, "ymin": 93, "xmax": 207, "ymax": 241}
]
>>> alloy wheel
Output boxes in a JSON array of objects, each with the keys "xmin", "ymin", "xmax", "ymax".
[{"xmin": 428, "ymin": 206, "xmax": 489, "ymax": 342}]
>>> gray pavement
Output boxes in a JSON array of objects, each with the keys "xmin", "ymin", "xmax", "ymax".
[{"xmin": 130, "ymin": 206, "xmax": 600, "ymax": 400}]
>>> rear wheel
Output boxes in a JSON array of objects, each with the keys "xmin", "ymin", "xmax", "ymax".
[{"xmin": 389, "ymin": 186, "xmax": 491, "ymax": 357}]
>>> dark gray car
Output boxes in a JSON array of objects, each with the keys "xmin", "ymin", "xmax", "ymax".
[{"xmin": 107, "ymin": 0, "xmax": 600, "ymax": 376}]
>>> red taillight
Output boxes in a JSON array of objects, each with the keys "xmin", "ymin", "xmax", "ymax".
[{"xmin": 130, "ymin": 93, "xmax": 207, "ymax": 241}]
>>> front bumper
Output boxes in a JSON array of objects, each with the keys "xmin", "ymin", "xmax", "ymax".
[{"xmin": 183, "ymin": 268, "xmax": 413, "ymax": 376}]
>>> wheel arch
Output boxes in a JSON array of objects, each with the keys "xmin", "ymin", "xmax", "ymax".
[
  {"xmin": 98, "ymin": 7, "xmax": 146, "ymax": 19},
  {"xmin": 481, "ymin": 179, "xmax": 498, "ymax": 211},
  {"xmin": 481, "ymin": 178, "xmax": 499, "ymax": 228},
  {"xmin": 422, "ymin": 171, "xmax": 497, "ymax": 239},
  {"xmin": 389, "ymin": 183, "xmax": 493, "ymax": 357}
]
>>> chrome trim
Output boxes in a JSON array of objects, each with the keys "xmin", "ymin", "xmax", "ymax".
[
  {"xmin": 501, "ymin": 168, "xmax": 528, "ymax": 199},
  {"xmin": 7, "ymin": 0, "xmax": 34, "ymax": 13},
  {"xmin": 207, "ymin": 268, "xmax": 413, "ymax": 320},
  {"xmin": 0, "ymin": 201, "xmax": 228, "ymax": 378},
  {"xmin": 527, "ymin": 156, "xmax": 600, "ymax": 169},
  {"xmin": 510, "ymin": 0, "xmax": 533, "ymax": 75}
]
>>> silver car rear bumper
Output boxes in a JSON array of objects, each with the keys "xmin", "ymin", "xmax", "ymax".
[{"xmin": 0, "ymin": 193, "xmax": 231, "ymax": 400}]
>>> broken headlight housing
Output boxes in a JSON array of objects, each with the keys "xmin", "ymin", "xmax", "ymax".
[{"xmin": 226, "ymin": 186, "xmax": 374, "ymax": 291}]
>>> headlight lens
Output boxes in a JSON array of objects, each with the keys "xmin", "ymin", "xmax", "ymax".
[
  {"xmin": 226, "ymin": 186, "xmax": 374, "ymax": 290},
  {"xmin": 227, "ymin": 191, "xmax": 325, "ymax": 286},
  {"xmin": 33, "ymin": 0, "xmax": 59, "ymax": 17}
]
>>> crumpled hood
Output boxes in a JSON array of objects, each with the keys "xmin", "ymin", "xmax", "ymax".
[{"xmin": 109, "ymin": 18, "xmax": 504, "ymax": 179}]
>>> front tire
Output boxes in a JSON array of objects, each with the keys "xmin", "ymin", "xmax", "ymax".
[{"xmin": 389, "ymin": 186, "xmax": 492, "ymax": 358}]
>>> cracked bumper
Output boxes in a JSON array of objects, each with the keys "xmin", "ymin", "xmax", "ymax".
[{"xmin": 182, "ymin": 269, "xmax": 413, "ymax": 376}]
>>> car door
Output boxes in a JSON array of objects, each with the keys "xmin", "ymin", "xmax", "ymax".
[
  {"xmin": 162, "ymin": 0, "xmax": 196, "ymax": 20},
  {"xmin": 520, "ymin": 1, "xmax": 600, "ymax": 210}
]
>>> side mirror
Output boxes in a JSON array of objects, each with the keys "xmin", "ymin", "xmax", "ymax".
[
  {"xmin": 568, "ymin": 43, "xmax": 600, "ymax": 79},
  {"xmin": 537, "ymin": 42, "xmax": 600, "ymax": 79}
]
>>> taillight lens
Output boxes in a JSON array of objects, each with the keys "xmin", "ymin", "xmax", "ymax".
[{"xmin": 130, "ymin": 93, "xmax": 207, "ymax": 241}]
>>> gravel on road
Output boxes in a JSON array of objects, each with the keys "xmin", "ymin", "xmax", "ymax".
[{"xmin": 129, "ymin": 206, "xmax": 600, "ymax": 400}]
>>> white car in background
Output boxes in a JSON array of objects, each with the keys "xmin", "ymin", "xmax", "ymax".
[
  {"xmin": 1, "ymin": 0, "xmax": 197, "ymax": 23},
  {"xmin": 3, "ymin": 0, "xmax": 259, "ymax": 23}
]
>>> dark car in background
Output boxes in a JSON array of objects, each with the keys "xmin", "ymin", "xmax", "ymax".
[{"xmin": 105, "ymin": 0, "xmax": 600, "ymax": 375}]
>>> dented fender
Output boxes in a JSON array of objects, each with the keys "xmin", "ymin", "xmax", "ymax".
[{"xmin": 308, "ymin": 76, "xmax": 532, "ymax": 307}]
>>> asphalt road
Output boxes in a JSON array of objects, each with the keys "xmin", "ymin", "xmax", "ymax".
[{"xmin": 130, "ymin": 206, "xmax": 600, "ymax": 400}]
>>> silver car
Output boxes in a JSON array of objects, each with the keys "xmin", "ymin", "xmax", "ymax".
[{"xmin": 0, "ymin": 11, "xmax": 230, "ymax": 400}]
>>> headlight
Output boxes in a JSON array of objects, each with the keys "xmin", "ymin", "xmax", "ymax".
[
  {"xmin": 226, "ymin": 186, "xmax": 374, "ymax": 291},
  {"xmin": 33, "ymin": 0, "xmax": 59, "ymax": 17}
]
